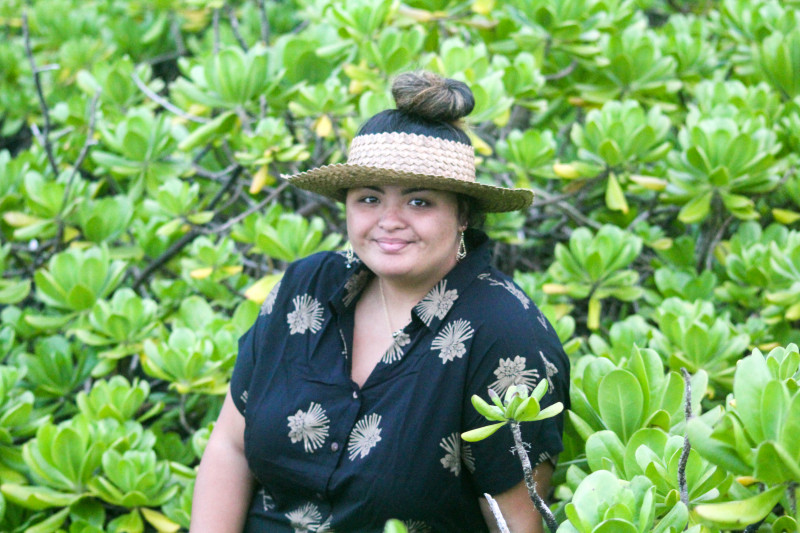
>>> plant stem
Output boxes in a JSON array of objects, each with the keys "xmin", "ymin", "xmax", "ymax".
[
  {"xmin": 510, "ymin": 421, "xmax": 559, "ymax": 533},
  {"xmin": 22, "ymin": 11, "xmax": 59, "ymax": 177},
  {"xmin": 54, "ymin": 90, "xmax": 100, "ymax": 249},
  {"xmin": 131, "ymin": 71, "xmax": 208, "ymax": 123},
  {"xmin": 257, "ymin": 0, "xmax": 271, "ymax": 44},
  {"xmin": 678, "ymin": 368, "xmax": 693, "ymax": 508},
  {"xmin": 484, "ymin": 493, "xmax": 511, "ymax": 533}
]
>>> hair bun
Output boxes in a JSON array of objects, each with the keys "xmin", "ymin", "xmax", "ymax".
[{"xmin": 391, "ymin": 71, "xmax": 475, "ymax": 123}]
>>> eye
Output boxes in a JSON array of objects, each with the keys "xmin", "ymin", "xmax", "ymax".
[
  {"xmin": 409, "ymin": 197, "xmax": 430, "ymax": 207},
  {"xmin": 359, "ymin": 195, "xmax": 379, "ymax": 204}
]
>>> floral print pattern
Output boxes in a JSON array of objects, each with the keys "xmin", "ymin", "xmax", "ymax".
[
  {"xmin": 478, "ymin": 273, "xmax": 531, "ymax": 310},
  {"xmin": 347, "ymin": 413, "xmax": 383, "ymax": 460},
  {"xmin": 540, "ymin": 350, "xmax": 559, "ymax": 391},
  {"xmin": 287, "ymin": 294, "xmax": 324, "ymax": 335},
  {"xmin": 490, "ymin": 355, "xmax": 541, "ymax": 396},
  {"xmin": 414, "ymin": 280, "xmax": 458, "ymax": 325},
  {"xmin": 286, "ymin": 503, "xmax": 323, "ymax": 533},
  {"xmin": 287, "ymin": 402, "xmax": 330, "ymax": 453},
  {"xmin": 439, "ymin": 432, "xmax": 475, "ymax": 476},
  {"xmin": 260, "ymin": 280, "xmax": 282, "ymax": 316},
  {"xmin": 431, "ymin": 319, "xmax": 474, "ymax": 364},
  {"xmin": 382, "ymin": 330, "xmax": 410, "ymax": 364}
]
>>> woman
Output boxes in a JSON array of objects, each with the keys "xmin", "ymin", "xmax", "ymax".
[{"xmin": 190, "ymin": 71, "xmax": 569, "ymax": 533}]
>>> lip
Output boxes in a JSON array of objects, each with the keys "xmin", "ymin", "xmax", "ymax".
[{"xmin": 374, "ymin": 238, "xmax": 411, "ymax": 253}]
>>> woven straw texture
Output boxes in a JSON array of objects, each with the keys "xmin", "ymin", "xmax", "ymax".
[{"xmin": 283, "ymin": 132, "xmax": 534, "ymax": 213}]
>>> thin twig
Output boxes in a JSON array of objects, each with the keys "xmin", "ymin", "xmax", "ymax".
[
  {"xmin": 207, "ymin": 166, "xmax": 243, "ymax": 210},
  {"xmin": 212, "ymin": 8, "xmax": 221, "ymax": 54},
  {"xmin": 510, "ymin": 422, "xmax": 559, "ymax": 533},
  {"xmin": 678, "ymin": 368, "xmax": 693, "ymax": 508},
  {"xmin": 704, "ymin": 214, "xmax": 733, "ymax": 272},
  {"xmin": 170, "ymin": 11, "xmax": 186, "ymax": 57},
  {"xmin": 257, "ymin": 0, "xmax": 270, "ymax": 44},
  {"xmin": 484, "ymin": 493, "xmax": 511, "ymax": 533},
  {"xmin": 192, "ymin": 162, "xmax": 240, "ymax": 181},
  {"xmin": 54, "ymin": 90, "xmax": 101, "ymax": 248},
  {"xmin": 225, "ymin": 3, "xmax": 248, "ymax": 50},
  {"xmin": 131, "ymin": 72, "xmax": 208, "ymax": 123},
  {"xmin": 22, "ymin": 11, "xmax": 59, "ymax": 177},
  {"xmin": 530, "ymin": 187, "xmax": 602, "ymax": 230},
  {"xmin": 544, "ymin": 60, "xmax": 578, "ymax": 82},
  {"xmin": 132, "ymin": 228, "xmax": 199, "ymax": 290},
  {"xmin": 200, "ymin": 181, "xmax": 289, "ymax": 235},
  {"xmin": 178, "ymin": 394, "xmax": 193, "ymax": 434}
]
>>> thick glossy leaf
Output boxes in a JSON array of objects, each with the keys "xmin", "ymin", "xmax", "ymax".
[
  {"xmin": 461, "ymin": 422, "xmax": 506, "ymax": 442},
  {"xmin": 693, "ymin": 484, "xmax": 784, "ymax": 529},
  {"xmin": 598, "ymin": 370, "xmax": 644, "ymax": 442}
]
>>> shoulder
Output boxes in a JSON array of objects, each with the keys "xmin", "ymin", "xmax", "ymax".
[
  {"xmin": 280, "ymin": 251, "xmax": 352, "ymax": 295},
  {"xmin": 259, "ymin": 251, "xmax": 351, "ymax": 317}
]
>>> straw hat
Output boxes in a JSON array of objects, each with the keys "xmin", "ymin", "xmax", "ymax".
[{"xmin": 282, "ymin": 73, "xmax": 534, "ymax": 213}]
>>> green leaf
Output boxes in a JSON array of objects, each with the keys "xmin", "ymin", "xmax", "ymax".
[
  {"xmin": 598, "ymin": 370, "xmax": 644, "ymax": 442},
  {"xmin": 693, "ymin": 484, "xmax": 784, "ymax": 529},
  {"xmin": 383, "ymin": 519, "xmax": 409, "ymax": 533},
  {"xmin": 24, "ymin": 506, "xmax": 70, "ymax": 533},
  {"xmin": 605, "ymin": 173, "xmax": 629, "ymax": 213},
  {"xmin": 0, "ymin": 483, "xmax": 79, "ymax": 510},
  {"xmin": 471, "ymin": 395, "xmax": 506, "ymax": 422},
  {"xmin": 177, "ymin": 112, "xmax": 237, "ymax": 152},
  {"xmin": 678, "ymin": 191, "xmax": 712, "ymax": 224},
  {"xmin": 461, "ymin": 422, "xmax": 507, "ymax": 442}
]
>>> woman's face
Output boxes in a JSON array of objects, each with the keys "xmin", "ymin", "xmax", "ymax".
[{"xmin": 345, "ymin": 185, "xmax": 464, "ymax": 289}]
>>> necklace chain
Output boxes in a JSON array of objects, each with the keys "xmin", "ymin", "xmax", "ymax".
[{"xmin": 378, "ymin": 280, "xmax": 400, "ymax": 339}]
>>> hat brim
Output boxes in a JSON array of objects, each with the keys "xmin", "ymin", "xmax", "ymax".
[{"xmin": 283, "ymin": 164, "xmax": 534, "ymax": 213}]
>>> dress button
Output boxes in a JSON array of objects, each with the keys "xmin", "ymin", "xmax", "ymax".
[
  {"xmin": 331, "ymin": 442, "xmax": 339, "ymax": 452},
  {"xmin": 352, "ymin": 391, "xmax": 358, "ymax": 399}
]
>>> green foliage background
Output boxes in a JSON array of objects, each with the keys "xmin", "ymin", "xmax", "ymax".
[{"xmin": 2, "ymin": 0, "xmax": 800, "ymax": 531}]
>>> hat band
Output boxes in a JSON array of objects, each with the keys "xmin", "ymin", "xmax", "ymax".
[{"xmin": 346, "ymin": 132, "xmax": 476, "ymax": 183}]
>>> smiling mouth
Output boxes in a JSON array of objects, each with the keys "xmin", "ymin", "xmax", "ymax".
[{"xmin": 375, "ymin": 239, "xmax": 411, "ymax": 252}]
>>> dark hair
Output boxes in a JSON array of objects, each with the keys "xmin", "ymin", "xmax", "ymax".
[
  {"xmin": 456, "ymin": 194, "xmax": 485, "ymax": 229},
  {"xmin": 356, "ymin": 71, "xmax": 475, "ymax": 146}
]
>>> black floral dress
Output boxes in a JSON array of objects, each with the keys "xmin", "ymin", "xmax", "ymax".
[{"xmin": 230, "ymin": 230, "xmax": 570, "ymax": 532}]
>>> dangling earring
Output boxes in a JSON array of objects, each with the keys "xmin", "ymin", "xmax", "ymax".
[
  {"xmin": 456, "ymin": 232, "xmax": 467, "ymax": 261},
  {"xmin": 345, "ymin": 242, "xmax": 355, "ymax": 267}
]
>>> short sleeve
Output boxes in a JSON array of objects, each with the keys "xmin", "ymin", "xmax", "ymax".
[
  {"xmin": 463, "ymin": 305, "xmax": 570, "ymax": 496},
  {"xmin": 230, "ymin": 280, "xmax": 283, "ymax": 414}
]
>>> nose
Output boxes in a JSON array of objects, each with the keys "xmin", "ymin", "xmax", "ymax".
[{"xmin": 378, "ymin": 203, "xmax": 406, "ymax": 231}]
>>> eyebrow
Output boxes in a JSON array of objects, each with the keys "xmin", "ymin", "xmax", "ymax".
[{"xmin": 362, "ymin": 186, "xmax": 430, "ymax": 195}]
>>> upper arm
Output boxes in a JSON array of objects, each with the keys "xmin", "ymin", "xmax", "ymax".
[{"xmin": 479, "ymin": 461, "xmax": 554, "ymax": 533}]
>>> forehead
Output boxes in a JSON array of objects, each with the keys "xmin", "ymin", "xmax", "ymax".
[{"xmin": 349, "ymin": 185, "xmax": 457, "ymax": 199}]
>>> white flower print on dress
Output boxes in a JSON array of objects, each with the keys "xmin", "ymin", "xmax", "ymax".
[
  {"xmin": 260, "ymin": 280, "xmax": 282, "ymax": 316},
  {"xmin": 414, "ymin": 280, "xmax": 458, "ymax": 326},
  {"xmin": 381, "ymin": 331, "xmax": 410, "ymax": 364},
  {"xmin": 287, "ymin": 402, "xmax": 330, "ymax": 453},
  {"xmin": 404, "ymin": 521, "xmax": 433, "ymax": 533},
  {"xmin": 431, "ymin": 319, "xmax": 474, "ymax": 364},
  {"xmin": 258, "ymin": 487, "xmax": 275, "ymax": 511},
  {"xmin": 478, "ymin": 273, "xmax": 531, "ymax": 309},
  {"xmin": 540, "ymin": 350, "xmax": 559, "ymax": 391},
  {"xmin": 347, "ymin": 413, "xmax": 383, "ymax": 460},
  {"xmin": 287, "ymin": 294, "xmax": 324, "ymax": 335},
  {"xmin": 439, "ymin": 432, "xmax": 475, "ymax": 476},
  {"xmin": 342, "ymin": 269, "xmax": 370, "ymax": 307},
  {"xmin": 286, "ymin": 502, "xmax": 322, "ymax": 533},
  {"xmin": 489, "ymin": 356, "xmax": 541, "ymax": 396},
  {"xmin": 537, "ymin": 310, "xmax": 549, "ymax": 330},
  {"xmin": 316, "ymin": 515, "xmax": 334, "ymax": 533}
]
